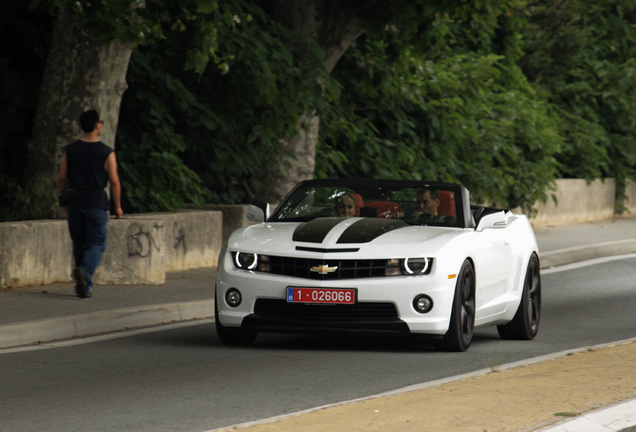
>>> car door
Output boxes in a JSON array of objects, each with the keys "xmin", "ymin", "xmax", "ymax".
[{"xmin": 472, "ymin": 216, "xmax": 513, "ymax": 320}]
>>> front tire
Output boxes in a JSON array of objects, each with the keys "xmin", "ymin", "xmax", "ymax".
[
  {"xmin": 497, "ymin": 253, "xmax": 541, "ymax": 340},
  {"xmin": 435, "ymin": 260, "xmax": 475, "ymax": 352},
  {"xmin": 215, "ymin": 294, "xmax": 257, "ymax": 346}
]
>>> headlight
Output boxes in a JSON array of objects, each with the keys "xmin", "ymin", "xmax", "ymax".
[
  {"xmin": 403, "ymin": 257, "xmax": 430, "ymax": 275},
  {"xmin": 232, "ymin": 252, "xmax": 270, "ymax": 272},
  {"xmin": 385, "ymin": 257, "xmax": 433, "ymax": 276},
  {"xmin": 233, "ymin": 252, "xmax": 257, "ymax": 270}
]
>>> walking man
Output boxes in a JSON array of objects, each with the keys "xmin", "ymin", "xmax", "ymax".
[{"xmin": 58, "ymin": 109, "xmax": 123, "ymax": 298}]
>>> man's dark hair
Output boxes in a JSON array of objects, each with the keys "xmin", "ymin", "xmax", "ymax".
[
  {"xmin": 418, "ymin": 187, "xmax": 439, "ymax": 200},
  {"xmin": 79, "ymin": 109, "xmax": 100, "ymax": 133}
]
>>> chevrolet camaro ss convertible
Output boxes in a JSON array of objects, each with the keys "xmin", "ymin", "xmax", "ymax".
[{"xmin": 214, "ymin": 179, "xmax": 541, "ymax": 351}]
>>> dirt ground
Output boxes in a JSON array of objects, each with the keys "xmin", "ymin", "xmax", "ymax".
[{"xmin": 217, "ymin": 340, "xmax": 636, "ymax": 432}]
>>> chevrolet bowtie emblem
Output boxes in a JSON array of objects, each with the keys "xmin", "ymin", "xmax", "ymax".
[{"xmin": 310, "ymin": 264, "xmax": 338, "ymax": 274}]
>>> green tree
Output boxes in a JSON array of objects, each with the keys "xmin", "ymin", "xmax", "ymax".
[
  {"xmin": 521, "ymin": 0, "xmax": 636, "ymax": 211},
  {"xmin": 117, "ymin": 1, "xmax": 324, "ymax": 210},
  {"xmin": 19, "ymin": 0, "xmax": 506, "ymax": 216},
  {"xmin": 317, "ymin": 3, "xmax": 561, "ymax": 211},
  {"xmin": 5, "ymin": 0, "xmax": 634, "ymax": 220},
  {"xmin": 119, "ymin": 0, "xmax": 532, "ymax": 209},
  {"xmin": 20, "ymin": 0, "xmax": 155, "ymax": 220},
  {"xmin": 16, "ymin": 0, "xmax": 233, "ymax": 218}
]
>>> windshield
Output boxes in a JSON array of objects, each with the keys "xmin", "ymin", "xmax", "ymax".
[{"xmin": 270, "ymin": 180, "xmax": 465, "ymax": 228}]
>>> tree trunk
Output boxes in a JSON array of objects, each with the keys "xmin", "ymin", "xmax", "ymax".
[
  {"xmin": 265, "ymin": 112, "xmax": 321, "ymax": 203},
  {"xmin": 261, "ymin": 0, "xmax": 366, "ymax": 203},
  {"xmin": 24, "ymin": 8, "xmax": 133, "ymax": 220}
]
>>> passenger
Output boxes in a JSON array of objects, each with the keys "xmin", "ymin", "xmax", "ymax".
[{"xmin": 335, "ymin": 193, "xmax": 358, "ymax": 218}]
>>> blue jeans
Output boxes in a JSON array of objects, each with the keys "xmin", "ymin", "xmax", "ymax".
[{"xmin": 67, "ymin": 207, "xmax": 109, "ymax": 292}]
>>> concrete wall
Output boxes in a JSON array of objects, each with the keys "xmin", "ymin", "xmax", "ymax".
[
  {"xmin": 0, "ymin": 210, "xmax": 222, "ymax": 287},
  {"xmin": 186, "ymin": 204, "xmax": 255, "ymax": 247},
  {"xmin": 0, "ymin": 220, "xmax": 73, "ymax": 286},
  {"xmin": 624, "ymin": 179, "xmax": 636, "ymax": 214},
  {"xmin": 126, "ymin": 210, "xmax": 222, "ymax": 273},
  {"xmin": 95, "ymin": 217, "xmax": 167, "ymax": 285},
  {"xmin": 529, "ymin": 178, "xmax": 616, "ymax": 226}
]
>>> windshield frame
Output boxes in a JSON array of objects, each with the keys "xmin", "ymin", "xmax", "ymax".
[{"xmin": 268, "ymin": 179, "xmax": 473, "ymax": 229}]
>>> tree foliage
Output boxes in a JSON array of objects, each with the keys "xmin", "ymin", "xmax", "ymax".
[
  {"xmin": 117, "ymin": 0, "xmax": 326, "ymax": 211},
  {"xmin": 317, "ymin": 2, "xmax": 561, "ymax": 210},
  {"xmin": 521, "ymin": 0, "xmax": 636, "ymax": 210},
  {"xmin": 1, "ymin": 0, "xmax": 636, "ymax": 220}
]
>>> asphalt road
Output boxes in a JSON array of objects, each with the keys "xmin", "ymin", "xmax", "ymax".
[{"xmin": 1, "ymin": 257, "xmax": 635, "ymax": 432}]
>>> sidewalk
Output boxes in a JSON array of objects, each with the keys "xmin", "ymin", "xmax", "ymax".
[{"xmin": 1, "ymin": 216, "xmax": 636, "ymax": 431}]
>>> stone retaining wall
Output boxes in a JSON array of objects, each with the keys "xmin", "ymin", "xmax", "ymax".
[
  {"xmin": 529, "ymin": 178, "xmax": 616, "ymax": 226},
  {"xmin": 625, "ymin": 179, "xmax": 636, "ymax": 214},
  {"xmin": 528, "ymin": 178, "xmax": 635, "ymax": 226},
  {"xmin": 183, "ymin": 204, "xmax": 256, "ymax": 247},
  {"xmin": 0, "ymin": 210, "xmax": 222, "ymax": 287},
  {"xmin": 0, "ymin": 219, "xmax": 73, "ymax": 287}
]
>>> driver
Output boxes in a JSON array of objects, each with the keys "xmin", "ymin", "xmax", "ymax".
[{"xmin": 413, "ymin": 187, "xmax": 450, "ymax": 223}]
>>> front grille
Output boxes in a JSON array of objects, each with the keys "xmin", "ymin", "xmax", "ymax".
[
  {"xmin": 266, "ymin": 256, "xmax": 389, "ymax": 280},
  {"xmin": 253, "ymin": 299, "xmax": 399, "ymax": 321}
]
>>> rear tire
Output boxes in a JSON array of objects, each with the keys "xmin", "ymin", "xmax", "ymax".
[
  {"xmin": 497, "ymin": 253, "xmax": 541, "ymax": 340},
  {"xmin": 434, "ymin": 260, "xmax": 475, "ymax": 352},
  {"xmin": 215, "ymin": 294, "xmax": 257, "ymax": 346}
]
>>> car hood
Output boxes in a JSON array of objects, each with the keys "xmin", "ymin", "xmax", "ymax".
[{"xmin": 229, "ymin": 217, "xmax": 462, "ymax": 255}]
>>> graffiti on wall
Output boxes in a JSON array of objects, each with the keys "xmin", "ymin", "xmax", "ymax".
[
  {"xmin": 127, "ymin": 222, "xmax": 163, "ymax": 258},
  {"xmin": 126, "ymin": 219, "xmax": 199, "ymax": 260},
  {"xmin": 173, "ymin": 222, "xmax": 187, "ymax": 254}
]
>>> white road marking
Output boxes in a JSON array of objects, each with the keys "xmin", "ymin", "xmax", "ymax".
[{"xmin": 542, "ymin": 253, "xmax": 636, "ymax": 275}]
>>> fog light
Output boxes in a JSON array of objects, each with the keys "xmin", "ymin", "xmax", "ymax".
[
  {"xmin": 413, "ymin": 295, "xmax": 433, "ymax": 314},
  {"xmin": 225, "ymin": 288, "xmax": 242, "ymax": 307}
]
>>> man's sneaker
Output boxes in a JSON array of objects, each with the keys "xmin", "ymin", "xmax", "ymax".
[{"xmin": 73, "ymin": 267, "xmax": 88, "ymax": 298}]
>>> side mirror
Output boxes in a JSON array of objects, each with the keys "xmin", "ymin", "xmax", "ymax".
[
  {"xmin": 476, "ymin": 211, "xmax": 507, "ymax": 231},
  {"xmin": 246, "ymin": 204, "xmax": 265, "ymax": 223}
]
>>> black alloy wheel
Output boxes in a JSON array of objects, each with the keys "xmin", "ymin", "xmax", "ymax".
[
  {"xmin": 497, "ymin": 253, "xmax": 541, "ymax": 340},
  {"xmin": 435, "ymin": 260, "xmax": 475, "ymax": 352}
]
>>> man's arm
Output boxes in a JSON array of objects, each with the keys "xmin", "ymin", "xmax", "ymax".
[
  {"xmin": 58, "ymin": 154, "xmax": 68, "ymax": 192},
  {"xmin": 105, "ymin": 152, "xmax": 123, "ymax": 218}
]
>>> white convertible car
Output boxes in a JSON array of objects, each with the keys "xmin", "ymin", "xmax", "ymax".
[{"xmin": 215, "ymin": 179, "xmax": 541, "ymax": 351}]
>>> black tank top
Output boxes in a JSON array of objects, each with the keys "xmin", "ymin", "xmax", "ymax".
[{"xmin": 64, "ymin": 140, "xmax": 113, "ymax": 210}]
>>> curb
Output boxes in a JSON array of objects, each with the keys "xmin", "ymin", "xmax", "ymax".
[
  {"xmin": 537, "ymin": 398, "xmax": 636, "ymax": 432},
  {"xmin": 540, "ymin": 239, "xmax": 636, "ymax": 268},
  {"xmin": 0, "ymin": 300, "xmax": 214, "ymax": 349}
]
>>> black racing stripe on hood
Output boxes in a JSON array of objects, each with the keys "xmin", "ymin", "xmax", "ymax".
[
  {"xmin": 337, "ymin": 218, "xmax": 409, "ymax": 244},
  {"xmin": 293, "ymin": 218, "xmax": 345, "ymax": 243}
]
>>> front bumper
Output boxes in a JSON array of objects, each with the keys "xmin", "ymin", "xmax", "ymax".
[{"xmin": 216, "ymin": 254, "xmax": 458, "ymax": 336}]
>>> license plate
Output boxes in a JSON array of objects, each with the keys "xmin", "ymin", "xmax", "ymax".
[{"xmin": 286, "ymin": 287, "xmax": 356, "ymax": 304}]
